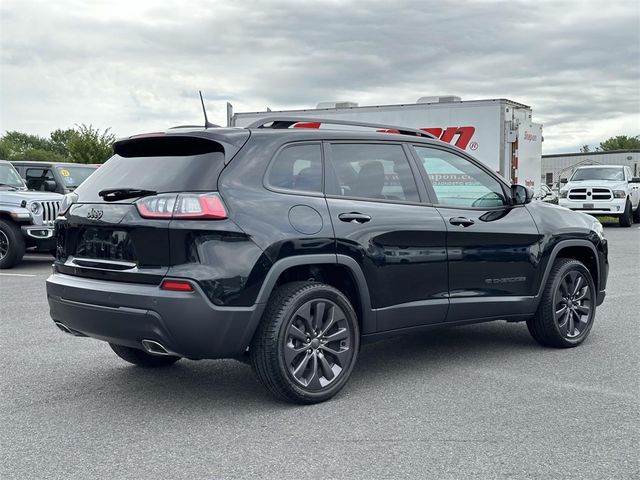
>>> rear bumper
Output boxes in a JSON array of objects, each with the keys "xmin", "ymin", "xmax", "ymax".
[{"xmin": 46, "ymin": 272, "xmax": 265, "ymax": 359}]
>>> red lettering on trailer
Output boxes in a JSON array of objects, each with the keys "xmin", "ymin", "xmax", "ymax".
[
  {"xmin": 433, "ymin": 127, "xmax": 476, "ymax": 149},
  {"xmin": 380, "ymin": 126, "xmax": 477, "ymax": 149}
]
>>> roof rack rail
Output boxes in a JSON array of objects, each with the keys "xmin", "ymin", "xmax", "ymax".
[{"xmin": 245, "ymin": 116, "xmax": 437, "ymax": 139}]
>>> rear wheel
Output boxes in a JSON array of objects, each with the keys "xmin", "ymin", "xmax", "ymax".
[
  {"xmin": 527, "ymin": 258, "xmax": 596, "ymax": 348},
  {"xmin": 109, "ymin": 343, "xmax": 181, "ymax": 367},
  {"xmin": 250, "ymin": 281, "xmax": 360, "ymax": 404},
  {"xmin": 619, "ymin": 199, "xmax": 632, "ymax": 227},
  {"xmin": 0, "ymin": 219, "xmax": 25, "ymax": 269}
]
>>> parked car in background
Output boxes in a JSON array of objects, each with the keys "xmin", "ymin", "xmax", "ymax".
[
  {"xmin": 559, "ymin": 165, "xmax": 640, "ymax": 227},
  {"xmin": 47, "ymin": 118, "xmax": 607, "ymax": 404},
  {"xmin": 0, "ymin": 160, "xmax": 62, "ymax": 268},
  {"xmin": 11, "ymin": 161, "xmax": 99, "ymax": 194},
  {"xmin": 535, "ymin": 184, "xmax": 558, "ymax": 204}
]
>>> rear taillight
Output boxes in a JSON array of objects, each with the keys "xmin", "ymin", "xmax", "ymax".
[
  {"xmin": 160, "ymin": 280, "xmax": 194, "ymax": 292},
  {"xmin": 136, "ymin": 193, "xmax": 227, "ymax": 220}
]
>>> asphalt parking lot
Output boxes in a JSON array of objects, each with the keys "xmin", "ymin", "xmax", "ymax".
[{"xmin": 1, "ymin": 224, "xmax": 638, "ymax": 480}]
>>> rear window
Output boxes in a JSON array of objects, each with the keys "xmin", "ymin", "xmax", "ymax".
[{"xmin": 75, "ymin": 137, "xmax": 226, "ymax": 201}]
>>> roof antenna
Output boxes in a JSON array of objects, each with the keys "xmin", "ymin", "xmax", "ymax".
[{"xmin": 199, "ymin": 91, "xmax": 219, "ymax": 128}]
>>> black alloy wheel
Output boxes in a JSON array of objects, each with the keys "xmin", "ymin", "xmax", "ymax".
[
  {"xmin": 527, "ymin": 258, "xmax": 596, "ymax": 348},
  {"xmin": 251, "ymin": 281, "xmax": 360, "ymax": 404},
  {"xmin": 0, "ymin": 229, "xmax": 8, "ymax": 261},
  {"xmin": 553, "ymin": 270, "xmax": 592, "ymax": 339},
  {"xmin": 284, "ymin": 298, "xmax": 352, "ymax": 390},
  {"xmin": 0, "ymin": 219, "xmax": 25, "ymax": 269}
]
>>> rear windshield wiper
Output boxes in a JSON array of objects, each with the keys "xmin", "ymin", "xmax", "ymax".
[{"xmin": 98, "ymin": 188, "xmax": 157, "ymax": 201}]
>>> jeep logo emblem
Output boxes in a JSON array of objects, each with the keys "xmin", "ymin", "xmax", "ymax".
[{"xmin": 86, "ymin": 208, "xmax": 104, "ymax": 220}]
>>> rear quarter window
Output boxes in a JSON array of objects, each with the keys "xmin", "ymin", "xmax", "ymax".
[{"xmin": 265, "ymin": 143, "xmax": 323, "ymax": 194}]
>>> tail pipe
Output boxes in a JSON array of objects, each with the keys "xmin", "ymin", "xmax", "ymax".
[
  {"xmin": 141, "ymin": 339, "xmax": 179, "ymax": 357},
  {"xmin": 54, "ymin": 322, "xmax": 87, "ymax": 337}
]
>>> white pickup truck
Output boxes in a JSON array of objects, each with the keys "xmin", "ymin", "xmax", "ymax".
[{"xmin": 559, "ymin": 165, "xmax": 640, "ymax": 227}]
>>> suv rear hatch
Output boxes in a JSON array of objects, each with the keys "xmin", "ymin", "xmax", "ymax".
[{"xmin": 55, "ymin": 131, "xmax": 249, "ymax": 284}]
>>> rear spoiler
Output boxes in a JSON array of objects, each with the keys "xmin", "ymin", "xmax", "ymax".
[{"xmin": 113, "ymin": 129, "xmax": 250, "ymax": 164}]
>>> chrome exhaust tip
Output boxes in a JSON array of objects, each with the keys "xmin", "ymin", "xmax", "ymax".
[
  {"xmin": 141, "ymin": 339, "xmax": 176, "ymax": 356},
  {"xmin": 55, "ymin": 322, "xmax": 86, "ymax": 337}
]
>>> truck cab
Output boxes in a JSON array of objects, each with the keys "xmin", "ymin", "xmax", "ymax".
[{"xmin": 558, "ymin": 165, "xmax": 640, "ymax": 227}]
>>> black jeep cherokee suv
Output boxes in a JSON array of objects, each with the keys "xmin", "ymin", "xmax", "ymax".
[{"xmin": 47, "ymin": 118, "xmax": 608, "ymax": 404}]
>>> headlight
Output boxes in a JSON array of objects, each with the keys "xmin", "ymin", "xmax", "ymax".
[
  {"xmin": 592, "ymin": 220, "xmax": 604, "ymax": 239},
  {"xmin": 29, "ymin": 202, "xmax": 41, "ymax": 215},
  {"xmin": 559, "ymin": 190, "xmax": 568, "ymax": 198},
  {"xmin": 612, "ymin": 190, "xmax": 626, "ymax": 198},
  {"xmin": 58, "ymin": 193, "xmax": 78, "ymax": 216}
]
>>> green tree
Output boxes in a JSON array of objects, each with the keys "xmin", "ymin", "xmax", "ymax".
[
  {"xmin": 0, "ymin": 131, "xmax": 52, "ymax": 158},
  {"xmin": 0, "ymin": 125, "xmax": 115, "ymax": 163},
  {"xmin": 598, "ymin": 135, "xmax": 640, "ymax": 151},
  {"xmin": 66, "ymin": 125, "xmax": 115, "ymax": 164},
  {"xmin": 580, "ymin": 145, "xmax": 590, "ymax": 153},
  {"xmin": 49, "ymin": 128, "xmax": 78, "ymax": 157}
]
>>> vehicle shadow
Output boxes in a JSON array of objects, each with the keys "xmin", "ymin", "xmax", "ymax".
[{"xmin": 61, "ymin": 321, "xmax": 538, "ymax": 411}]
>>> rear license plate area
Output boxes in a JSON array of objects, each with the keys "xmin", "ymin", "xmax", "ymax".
[{"xmin": 75, "ymin": 228, "xmax": 136, "ymax": 261}]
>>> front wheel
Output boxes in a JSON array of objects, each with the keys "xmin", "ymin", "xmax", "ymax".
[
  {"xmin": 250, "ymin": 282, "xmax": 360, "ymax": 404},
  {"xmin": 527, "ymin": 258, "xmax": 596, "ymax": 348},
  {"xmin": 619, "ymin": 199, "xmax": 632, "ymax": 227},
  {"xmin": 0, "ymin": 219, "xmax": 26, "ymax": 269}
]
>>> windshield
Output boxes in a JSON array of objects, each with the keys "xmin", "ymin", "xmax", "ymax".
[
  {"xmin": 56, "ymin": 165, "xmax": 97, "ymax": 188},
  {"xmin": 571, "ymin": 167, "xmax": 625, "ymax": 181},
  {"xmin": 0, "ymin": 163, "xmax": 26, "ymax": 188}
]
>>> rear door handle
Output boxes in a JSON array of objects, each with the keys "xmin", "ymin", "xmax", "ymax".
[
  {"xmin": 338, "ymin": 212, "xmax": 371, "ymax": 224},
  {"xmin": 449, "ymin": 216, "xmax": 475, "ymax": 227}
]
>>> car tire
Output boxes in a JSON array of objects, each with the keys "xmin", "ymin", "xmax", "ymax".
[
  {"xmin": 250, "ymin": 281, "xmax": 360, "ymax": 404},
  {"xmin": 619, "ymin": 199, "xmax": 632, "ymax": 227},
  {"xmin": 527, "ymin": 258, "xmax": 596, "ymax": 348},
  {"xmin": 632, "ymin": 202, "xmax": 640, "ymax": 224},
  {"xmin": 0, "ymin": 219, "xmax": 26, "ymax": 269},
  {"xmin": 109, "ymin": 343, "xmax": 181, "ymax": 367}
]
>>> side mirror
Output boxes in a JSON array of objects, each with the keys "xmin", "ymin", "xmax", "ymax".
[
  {"xmin": 560, "ymin": 178, "xmax": 568, "ymax": 184},
  {"xmin": 630, "ymin": 177, "xmax": 640, "ymax": 183},
  {"xmin": 44, "ymin": 180, "xmax": 58, "ymax": 192},
  {"xmin": 511, "ymin": 184, "xmax": 534, "ymax": 205}
]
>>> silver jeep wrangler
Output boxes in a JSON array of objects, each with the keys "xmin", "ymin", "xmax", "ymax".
[{"xmin": 0, "ymin": 160, "xmax": 62, "ymax": 268}]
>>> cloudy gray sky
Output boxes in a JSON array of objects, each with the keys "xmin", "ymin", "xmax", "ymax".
[{"xmin": 1, "ymin": 0, "xmax": 639, "ymax": 152}]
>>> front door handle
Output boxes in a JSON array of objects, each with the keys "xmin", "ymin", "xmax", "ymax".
[
  {"xmin": 449, "ymin": 216, "xmax": 475, "ymax": 227},
  {"xmin": 339, "ymin": 212, "xmax": 371, "ymax": 224}
]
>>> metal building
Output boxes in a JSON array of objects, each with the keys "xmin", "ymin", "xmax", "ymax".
[{"xmin": 541, "ymin": 150, "xmax": 639, "ymax": 187}]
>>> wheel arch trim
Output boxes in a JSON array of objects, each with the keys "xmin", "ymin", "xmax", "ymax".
[
  {"xmin": 253, "ymin": 253, "xmax": 375, "ymax": 333},
  {"xmin": 536, "ymin": 239, "xmax": 600, "ymax": 300}
]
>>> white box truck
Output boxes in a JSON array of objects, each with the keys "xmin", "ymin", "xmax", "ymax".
[{"xmin": 229, "ymin": 97, "xmax": 543, "ymax": 191}]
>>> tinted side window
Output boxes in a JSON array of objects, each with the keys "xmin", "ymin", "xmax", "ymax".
[
  {"xmin": 414, "ymin": 147, "xmax": 507, "ymax": 208},
  {"xmin": 326, "ymin": 143, "xmax": 419, "ymax": 202},
  {"xmin": 266, "ymin": 144, "xmax": 322, "ymax": 193},
  {"xmin": 25, "ymin": 168, "xmax": 55, "ymax": 191}
]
